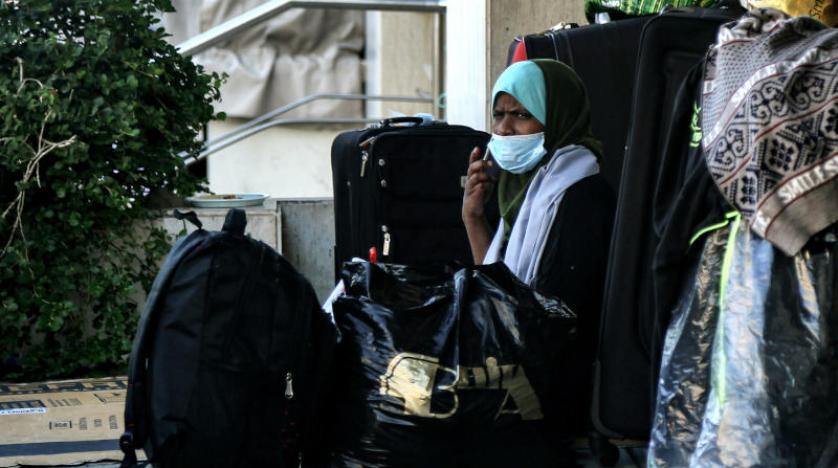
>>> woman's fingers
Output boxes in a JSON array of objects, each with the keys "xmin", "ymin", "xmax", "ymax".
[
  {"xmin": 465, "ymin": 175, "xmax": 495, "ymax": 200},
  {"xmin": 469, "ymin": 146, "xmax": 482, "ymax": 163},
  {"xmin": 472, "ymin": 180, "xmax": 494, "ymax": 197},
  {"xmin": 467, "ymin": 170, "xmax": 492, "ymax": 186},
  {"xmin": 463, "ymin": 145, "xmax": 495, "ymax": 222},
  {"xmin": 466, "ymin": 160, "xmax": 484, "ymax": 178},
  {"xmin": 466, "ymin": 146, "xmax": 487, "ymax": 176}
]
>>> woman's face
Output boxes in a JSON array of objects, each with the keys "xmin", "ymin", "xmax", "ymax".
[{"xmin": 492, "ymin": 93, "xmax": 545, "ymax": 136}]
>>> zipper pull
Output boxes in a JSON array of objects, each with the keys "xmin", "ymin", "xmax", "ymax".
[
  {"xmin": 360, "ymin": 151, "xmax": 369, "ymax": 177},
  {"xmin": 382, "ymin": 225, "xmax": 391, "ymax": 257},
  {"xmin": 285, "ymin": 372, "xmax": 294, "ymax": 400}
]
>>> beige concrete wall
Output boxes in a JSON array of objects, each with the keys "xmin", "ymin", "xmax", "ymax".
[
  {"xmin": 206, "ymin": 119, "xmax": 360, "ymax": 199},
  {"xmin": 366, "ymin": 11, "xmax": 437, "ymax": 118},
  {"xmin": 486, "ymin": 0, "xmax": 586, "ymax": 89},
  {"xmin": 278, "ymin": 198, "xmax": 335, "ymax": 302},
  {"xmin": 446, "ymin": 0, "xmax": 584, "ymax": 130}
]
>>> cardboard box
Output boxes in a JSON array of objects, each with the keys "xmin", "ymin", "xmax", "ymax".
[{"xmin": 0, "ymin": 377, "xmax": 136, "ymax": 467}]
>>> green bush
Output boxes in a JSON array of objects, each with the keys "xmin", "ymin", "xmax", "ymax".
[{"xmin": 0, "ymin": 0, "xmax": 223, "ymax": 380}]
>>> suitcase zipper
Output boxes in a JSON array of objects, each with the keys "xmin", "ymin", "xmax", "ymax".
[
  {"xmin": 285, "ymin": 372, "xmax": 294, "ymax": 400},
  {"xmin": 382, "ymin": 225, "xmax": 391, "ymax": 257},
  {"xmin": 360, "ymin": 150, "xmax": 369, "ymax": 177},
  {"xmin": 358, "ymin": 136, "xmax": 377, "ymax": 178}
]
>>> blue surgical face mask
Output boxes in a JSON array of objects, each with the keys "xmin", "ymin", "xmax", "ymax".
[{"xmin": 487, "ymin": 132, "xmax": 548, "ymax": 174}]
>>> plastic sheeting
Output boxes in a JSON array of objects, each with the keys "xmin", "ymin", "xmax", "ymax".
[
  {"xmin": 650, "ymin": 221, "xmax": 838, "ymax": 467},
  {"xmin": 649, "ymin": 226, "xmax": 728, "ymax": 466},
  {"xmin": 163, "ymin": 0, "xmax": 364, "ymax": 119},
  {"xmin": 329, "ymin": 261, "xmax": 578, "ymax": 468}
]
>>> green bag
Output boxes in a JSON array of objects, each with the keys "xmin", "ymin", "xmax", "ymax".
[{"xmin": 585, "ymin": 0, "xmax": 717, "ymax": 22}]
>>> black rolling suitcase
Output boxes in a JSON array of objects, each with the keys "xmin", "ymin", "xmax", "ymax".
[
  {"xmin": 592, "ymin": 6, "xmax": 743, "ymax": 444},
  {"xmin": 331, "ymin": 117, "xmax": 495, "ymax": 276},
  {"xmin": 510, "ymin": 17, "xmax": 652, "ymax": 193}
]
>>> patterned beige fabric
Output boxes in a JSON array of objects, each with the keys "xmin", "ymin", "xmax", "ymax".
[{"xmin": 702, "ymin": 9, "xmax": 838, "ymax": 255}]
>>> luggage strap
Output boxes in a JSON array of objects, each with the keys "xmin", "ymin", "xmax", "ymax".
[{"xmin": 119, "ymin": 431, "xmax": 137, "ymax": 468}]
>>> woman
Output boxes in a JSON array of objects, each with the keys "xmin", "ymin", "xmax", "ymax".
[{"xmin": 462, "ymin": 58, "xmax": 615, "ymax": 447}]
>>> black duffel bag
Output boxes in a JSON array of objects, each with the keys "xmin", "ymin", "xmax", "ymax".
[{"xmin": 328, "ymin": 261, "xmax": 578, "ymax": 468}]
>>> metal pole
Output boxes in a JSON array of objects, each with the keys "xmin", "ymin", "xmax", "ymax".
[{"xmin": 178, "ymin": 0, "xmax": 446, "ymax": 57}]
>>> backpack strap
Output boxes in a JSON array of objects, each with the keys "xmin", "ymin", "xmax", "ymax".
[
  {"xmin": 120, "ymin": 231, "xmax": 207, "ymax": 467},
  {"xmin": 173, "ymin": 209, "xmax": 203, "ymax": 230},
  {"xmin": 118, "ymin": 433, "xmax": 137, "ymax": 468},
  {"xmin": 222, "ymin": 208, "xmax": 247, "ymax": 236}
]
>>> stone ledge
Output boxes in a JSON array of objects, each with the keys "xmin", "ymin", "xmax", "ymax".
[
  {"xmin": 157, "ymin": 203, "xmax": 282, "ymax": 253},
  {"xmin": 153, "ymin": 198, "xmax": 335, "ymax": 302}
]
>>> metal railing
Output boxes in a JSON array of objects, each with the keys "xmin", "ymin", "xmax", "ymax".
[
  {"xmin": 175, "ymin": 0, "xmax": 446, "ymax": 164},
  {"xmin": 186, "ymin": 93, "xmax": 433, "ymax": 164},
  {"xmin": 178, "ymin": 0, "xmax": 446, "ymax": 57}
]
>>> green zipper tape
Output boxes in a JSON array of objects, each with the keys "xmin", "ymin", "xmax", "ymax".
[
  {"xmin": 713, "ymin": 211, "xmax": 741, "ymax": 408},
  {"xmin": 689, "ymin": 218, "xmax": 732, "ymax": 247}
]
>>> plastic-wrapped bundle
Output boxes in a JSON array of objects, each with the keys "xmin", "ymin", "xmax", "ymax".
[
  {"xmin": 650, "ymin": 221, "xmax": 838, "ymax": 467},
  {"xmin": 649, "ymin": 227, "xmax": 728, "ymax": 466},
  {"xmin": 329, "ymin": 261, "xmax": 577, "ymax": 468}
]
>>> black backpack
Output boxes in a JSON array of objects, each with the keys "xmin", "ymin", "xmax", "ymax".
[{"xmin": 119, "ymin": 209, "xmax": 335, "ymax": 468}]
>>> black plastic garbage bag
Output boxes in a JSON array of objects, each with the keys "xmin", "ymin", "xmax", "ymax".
[
  {"xmin": 328, "ymin": 261, "xmax": 578, "ymax": 468},
  {"xmin": 650, "ymin": 221, "xmax": 838, "ymax": 467}
]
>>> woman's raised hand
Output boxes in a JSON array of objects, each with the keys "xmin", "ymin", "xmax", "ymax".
[{"xmin": 462, "ymin": 146, "xmax": 495, "ymax": 223}]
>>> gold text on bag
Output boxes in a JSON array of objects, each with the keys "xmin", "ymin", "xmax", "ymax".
[{"xmin": 379, "ymin": 352, "xmax": 543, "ymax": 420}]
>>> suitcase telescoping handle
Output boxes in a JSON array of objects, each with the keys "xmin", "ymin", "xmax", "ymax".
[{"xmin": 377, "ymin": 116, "xmax": 426, "ymax": 128}]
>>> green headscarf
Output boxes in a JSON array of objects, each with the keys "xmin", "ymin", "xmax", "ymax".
[{"xmin": 495, "ymin": 59, "xmax": 603, "ymax": 234}]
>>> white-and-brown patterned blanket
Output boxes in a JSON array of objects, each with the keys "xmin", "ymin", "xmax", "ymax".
[{"xmin": 702, "ymin": 9, "xmax": 838, "ymax": 255}]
